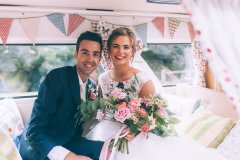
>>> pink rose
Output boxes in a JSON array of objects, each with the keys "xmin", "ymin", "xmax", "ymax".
[
  {"xmin": 90, "ymin": 92, "xmax": 97, "ymax": 100},
  {"xmin": 140, "ymin": 124, "xmax": 150, "ymax": 132},
  {"xmin": 114, "ymin": 108, "xmax": 132, "ymax": 123},
  {"xmin": 158, "ymin": 107, "xmax": 168, "ymax": 118},
  {"xmin": 129, "ymin": 98, "xmax": 139, "ymax": 113},
  {"xmin": 139, "ymin": 108, "xmax": 147, "ymax": 118},
  {"xmin": 96, "ymin": 109, "xmax": 104, "ymax": 121},
  {"xmin": 111, "ymin": 88, "xmax": 126, "ymax": 100},
  {"xmin": 116, "ymin": 102, "xmax": 127, "ymax": 109}
]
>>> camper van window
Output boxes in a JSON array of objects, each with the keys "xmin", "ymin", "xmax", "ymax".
[
  {"xmin": 0, "ymin": 45, "xmax": 103, "ymax": 96},
  {"xmin": 0, "ymin": 43, "xmax": 193, "ymax": 96},
  {"xmin": 142, "ymin": 43, "xmax": 194, "ymax": 86}
]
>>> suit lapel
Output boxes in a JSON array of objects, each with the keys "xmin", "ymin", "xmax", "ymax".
[
  {"xmin": 86, "ymin": 78, "xmax": 91, "ymax": 100},
  {"xmin": 69, "ymin": 66, "xmax": 81, "ymax": 105}
]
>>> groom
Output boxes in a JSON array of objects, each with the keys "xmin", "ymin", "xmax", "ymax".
[{"xmin": 19, "ymin": 31, "xmax": 104, "ymax": 160}]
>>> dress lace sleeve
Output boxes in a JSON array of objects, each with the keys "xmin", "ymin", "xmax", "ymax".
[{"xmin": 98, "ymin": 72, "xmax": 113, "ymax": 98}]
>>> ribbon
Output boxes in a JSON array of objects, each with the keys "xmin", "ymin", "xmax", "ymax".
[{"xmin": 100, "ymin": 125, "xmax": 129, "ymax": 160}]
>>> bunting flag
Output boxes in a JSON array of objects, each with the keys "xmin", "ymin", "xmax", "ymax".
[
  {"xmin": 134, "ymin": 23, "xmax": 148, "ymax": 46},
  {"xmin": 188, "ymin": 22, "xmax": 195, "ymax": 42},
  {"xmin": 47, "ymin": 13, "xmax": 66, "ymax": 35},
  {"xmin": 168, "ymin": 18, "xmax": 181, "ymax": 39},
  {"xmin": 0, "ymin": 18, "xmax": 13, "ymax": 45},
  {"xmin": 19, "ymin": 18, "xmax": 39, "ymax": 44},
  {"xmin": 67, "ymin": 14, "xmax": 85, "ymax": 36},
  {"xmin": 91, "ymin": 21, "xmax": 99, "ymax": 33},
  {"xmin": 152, "ymin": 17, "xmax": 165, "ymax": 37}
]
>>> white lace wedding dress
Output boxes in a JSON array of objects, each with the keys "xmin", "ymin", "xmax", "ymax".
[{"xmin": 85, "ymin": 72, "xmax": 226, "ymax": 160}]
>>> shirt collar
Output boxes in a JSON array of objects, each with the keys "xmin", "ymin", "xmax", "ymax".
[{"xmin": 77, "ymin": 72, "xmax": 88, "ymax": 87}]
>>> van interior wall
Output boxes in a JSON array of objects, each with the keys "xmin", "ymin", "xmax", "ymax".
[
  {"xmin": 2, "ymin": 14, "xmax": 191, "ymax": 44},
  {"xmin": 205, "ymin": 64, "xmax": 222, "ymax": 92}
]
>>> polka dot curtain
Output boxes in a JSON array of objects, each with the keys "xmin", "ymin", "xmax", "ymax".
[{"xmin": 192, "ymin": 41, "xmax": 207, "ymax": 87}]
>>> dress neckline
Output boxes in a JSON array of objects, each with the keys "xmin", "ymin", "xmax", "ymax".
[{"xmin": 107, "ymin": 71, "xmax": 141, "ymax": 83}]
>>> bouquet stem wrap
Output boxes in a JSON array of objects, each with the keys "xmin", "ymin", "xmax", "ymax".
[{"xmin": 100, "ymin": 125, "xmax": 128, "ymax": 160}]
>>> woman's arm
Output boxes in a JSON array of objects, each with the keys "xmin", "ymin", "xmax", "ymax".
[{"xmin": 139, "ymin": 80, "xmax": 156, "ymax": 98}]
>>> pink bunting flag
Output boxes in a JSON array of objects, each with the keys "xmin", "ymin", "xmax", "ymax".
[
  {"xmin": 19, "ymin": 18, "xmax": 39, "ymax": 44},
  {"xmin": 67, "ymin": 14, "xmax": 85, "ymax": 36},
  {"xmin": 188, "ymin": 22, "xmax": 195, "ymax": 42},
  {"xmin": 152, "ymin": 17, "xmax": 164, "ymax": 37},
  {"xmin": 168, "ymin": 18, "xmax": 180, "ymax": 39},
  {"xmin": 0, "ymin": 18, "xmax": 13, "ymax": 45}
]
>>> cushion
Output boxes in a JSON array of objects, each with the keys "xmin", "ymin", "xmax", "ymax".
[
  {"xmin": 162, "ymin": 93, "xmax": 201, "ymax": 119},
  {"xmin": 217, "ymin": 120, "xmax": 240, "ymax": 160},
  {"xmin": 0, "ymin": 128, "xmax": 22, "ymax": 160},
  {"xmin": 0, "ymin": 98, "xmax": 24, "ymax": 140},
  {"xmin": 184, "ymin": 107, "xmax": 235, "ymax": 148}
]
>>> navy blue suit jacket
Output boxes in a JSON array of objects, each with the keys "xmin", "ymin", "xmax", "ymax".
[{"xmin": 20, "ymin": 66, "xmax": 99, "ymax": 160}]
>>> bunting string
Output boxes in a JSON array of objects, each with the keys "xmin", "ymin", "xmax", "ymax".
[{"xmin": 0, "ymin": 13, "xmax": 194, "ymax": 45}]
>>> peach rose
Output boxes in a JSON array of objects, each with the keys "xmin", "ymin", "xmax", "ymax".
[
  {"xmin": 129, "ymin": 98, "xmax": 139, "ymax": 113},
  {"xmin": 140, "ymin": 124, "xmax": 150, "ymax": 132},
  {"xmin": 116, "ymin": 102, "xmax": 127, "ymax": 109},
  {"xmin": 139, "ymin": 108, "xmax": 147, "ymax": 118}
]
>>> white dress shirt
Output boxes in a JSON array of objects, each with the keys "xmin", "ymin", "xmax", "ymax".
[
  {"xmin": 47, "ymin": 73, "xmax": 87, "ymax": 160},
  {"xmin": 78, "ymin": 74, "xmax": 87, "ymax": 102}
]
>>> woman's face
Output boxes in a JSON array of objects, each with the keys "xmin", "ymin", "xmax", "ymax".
[{"xmin": 109, "ymin": 35, "xmax": 133, "ymax": 66}]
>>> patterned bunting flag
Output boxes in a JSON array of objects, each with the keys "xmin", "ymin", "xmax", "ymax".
[
  {"xmin": 19, "ymin": 18, "xmax": 39, "ymax": 44},
  {"xmin": 168, "ymin": 18, "xmax": 181, "ymax": 39},
  {"xmin": 134, "ymin": 23, "xmax": 148, "ymax": 46},
  {"xmin": 0, "ymin": 18, "xmax": 13, "ymax": 45},
  {"xmin": 47, "ymin": 13, "xmax": 66, "ymax": 35},
  {"xmin": 67, "ymin": 14, "xmax": 85, "ymax": 36},
  {"xmin": 152, "ymin": 17, "xmax": 165, "ymax": 37},
  {"xmin": 91, "ymin": 21, "xmax": 98, "ymax": 33},
  {"xmin": 188, "ymin": 22, "xmax": 195, "ymax": 42}
]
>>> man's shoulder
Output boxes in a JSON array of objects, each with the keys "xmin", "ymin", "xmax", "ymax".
[{"xmin": 48, "ymin": 66, "xmax": 75, "ymax": 76}]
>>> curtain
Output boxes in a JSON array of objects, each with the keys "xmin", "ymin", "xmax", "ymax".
[
  {"xmin": 192, "ymin": 41, "xmax": 207, "ymax": 87},
  {"xmin": 184, "ymin": 0, "xmax": 240, "ymax": 113}
]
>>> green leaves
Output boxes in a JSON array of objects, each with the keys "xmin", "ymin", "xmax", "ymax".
[
  {"xmin": 75, "ymin": 97, "xmax": 107, "ymax": 127},
  {"xmin": 168, "ymin": 117, "xmax": 180, "ymax": 124},
  {"xmin": 80, "ymin": 102, "xmax": 87, "ymax": 116},
  {"xmin": 100, "ymin": 98, "xmax": 107, "ymax": 110},
  {"xmin": 129, "ymin": 123, "xmax": 138, "ymax": 133}
]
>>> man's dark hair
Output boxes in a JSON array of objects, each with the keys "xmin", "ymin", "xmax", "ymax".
[{"xmin": 76, "ymin": 31, "xmax": 103, "ymax": 54}]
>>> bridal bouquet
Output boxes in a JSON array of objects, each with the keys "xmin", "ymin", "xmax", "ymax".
[{"xmin": 75, "ymin": 87, "xmax": 179, "ymax": 154}]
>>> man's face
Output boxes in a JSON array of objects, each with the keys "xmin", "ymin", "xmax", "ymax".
[{"xmin": 74, "ymin": 40, "xmax": 101, "ymax": 81}]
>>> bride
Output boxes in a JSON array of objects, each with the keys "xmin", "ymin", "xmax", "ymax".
[{"xmin": 85, "ymin": 27, "xmax": 226, "ymax": 160}]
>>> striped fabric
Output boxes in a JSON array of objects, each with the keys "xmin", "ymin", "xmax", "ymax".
[
  {"xmin": 185, "ymin": 107, "xmax": 236, "ymax": 148},
  {"xmin": 0, "ymin": 128, "xmax": 22, "ymax": 160}
]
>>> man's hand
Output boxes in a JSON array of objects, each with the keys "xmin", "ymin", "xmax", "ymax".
[{"xmin": 64, "ymin": 152, "xmax": 93, "ymax": 160}]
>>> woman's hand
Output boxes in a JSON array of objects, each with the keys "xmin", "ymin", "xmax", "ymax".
[
  {"xmin": 124, "ymin": 132, "xmax": 136, "ymax": 141},
  {"xmin": 65, "ymin": 152, "xmax": 93, "ymax": 160}
]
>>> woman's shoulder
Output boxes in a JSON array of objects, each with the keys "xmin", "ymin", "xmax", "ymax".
[{"xmin": 134, "ymin": 70, "xmax": 151, "ymax": 84}]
